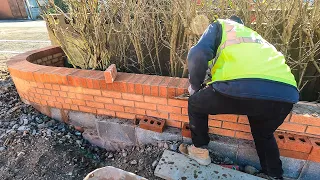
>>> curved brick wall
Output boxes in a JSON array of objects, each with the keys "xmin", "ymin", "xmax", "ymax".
[{"xmin": 6, "ymin": 46, "xmax": 320, "ymax": 162}]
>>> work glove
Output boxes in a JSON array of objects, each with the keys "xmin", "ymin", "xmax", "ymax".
[{"xmin": 188, "ymin": 85, "xmax": 196, "ymax": 96}]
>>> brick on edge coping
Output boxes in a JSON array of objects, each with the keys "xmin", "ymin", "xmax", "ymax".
[
  {"xmin": 104, "ymin": 64, "xmax": 117, "ymax": 83},
  {"xmin": 86, "ymin": 70, "xmax": 104, "ymax": 89},
  {"xmin": 167, "ymin": 77, "xmax": 181, "ymax": 98},
  {"xmin": 67, "ymin": 70, "xmax": 93, "ymax": 88},
  {"xmin": 112, "ymin": 73, "xmax": 135, "ymax": 92},
  {"xmin": 135, "ymin": 75, "xmax": 151, "ymax": 95},
  {"xmin": 126, "ymin": 74, "xmax": 142, "ymax": 94},
  {"xmin": 159, "ymin": 77, "xmax": 174, "ymax": 98},
  {"xmin": 50, "ymin": 68, "xmax": 79, "ymax": 85},
  {"xmin": 176, "ymin": 78, "xmax": 189, "ymax": 96},
  {"xmin": 142, "ymin": 75, "xmax": 156, "ymax": 96},
  {"xmin": 150, "ymin": 76, "xmax": 165, "ymax": 97}
]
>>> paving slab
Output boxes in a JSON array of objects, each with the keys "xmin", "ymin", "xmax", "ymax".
[{"xmin": 154, "ymin": 150, "xmax": 264, "ymax": 180}]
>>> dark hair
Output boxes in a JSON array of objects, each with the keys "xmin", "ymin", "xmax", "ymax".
[{"xmin": 229, "ymin": 15, "xmax": 244, "ymax": 25}]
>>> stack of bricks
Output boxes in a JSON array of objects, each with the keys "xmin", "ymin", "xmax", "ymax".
[{"xmin": 6, "ymin": 46, "xmax": 320, "ymax": 162}]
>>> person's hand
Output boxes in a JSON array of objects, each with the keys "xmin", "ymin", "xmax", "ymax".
[{"xmin": 188, "ymin": 85, "xmax": 196, "ymax": 96}]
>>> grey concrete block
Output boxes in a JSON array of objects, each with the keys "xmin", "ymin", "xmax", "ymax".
[
  {"xmin": 69, "ymin": 111, "xmax": 97, "ymax": 128},
  {"xmin": 183, "ymin": 137, "xmax": 192, "ymax": 144},
  {"xmin": 236, "ymin": 143, "xmax": 261, "ymax": 170},
  {"xmin": 82, "ymin": 129, "xmax": 105, "ymax": 149},
  {"xmin": 299, "ymin": 161, "xmax": 320, "ymax": 180},
  {"xmin": 96, "ymin": 118, "xmax": 137, "ymax": 146},
  {"xmin": 281, "ymin": 156, "xmax": 306, "ymax": 179},
  {"xmin": 155, "ymin": 150, "xmax": 264, "ymax": 180},
  {"xmin": 136, "ymin": 127, "xmax": 182, "ymax": 145},
  {"xmin": 208, "ymin": 135, "xmax": 240, "ymax": 162},
  {"xmin": 51, "ymin": 108, "xmax": 62, "ymax": 122}
]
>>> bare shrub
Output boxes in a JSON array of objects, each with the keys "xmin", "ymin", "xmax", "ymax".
[{"xmin": 40, "ymin": 0, "xmax": 319, "ymax": 100}]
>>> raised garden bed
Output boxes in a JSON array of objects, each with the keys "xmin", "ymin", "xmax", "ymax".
[{"xmin": 6, "ymin": 46, "xmax": 320, "ymax": 167}]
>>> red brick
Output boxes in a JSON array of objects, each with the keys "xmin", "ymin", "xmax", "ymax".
[
  {"xmin": 291, "ymin": 114, "xmax": 320, "ymax": 127},
  {"xmin": 167, "ymin": 78, "xmax": 180, "ymax": 98},
  {"xmin": 144, "ymin": 96, "xmax": 167, "ymax": 105},
  {"xmin": 182, "ymin": 123, "xmax": 191, "ymax": 138},
  {"xmin": 168, "ymin": 99, "xmax": 188, "ymax": 107},
  {"xmin": 86, "ymin": 101, "xmax": 104, "ymax": 109},
  {"xmin": 166, "ymin": 120, "xmax": 182, "ymax": 128},
  {"xmin": 51, "ymin": 84, "xmax": 60, "ymax": 91},
  {"xmin": 142, "ymin": 76, "xmax": 156, "ymax": 96},
  {"xmin": 62, "ymin": 104, "xmax": 71, "ymax": 109},
  {"xmin": 150, "ymin": 76, "xmax": 164, "ymax": 96},
  {"xmin": 79, "ymin": 106, "xmax": 96, "ymax": 114},
  {"xmin": 56, "ymin": 97, "xmax": 65, "ymax": 103},
  {"xmin": 97, "ymin": 109, "xmax": 116, "ymax": 116},
  {"xmin": 101, "ymin": 91, "xmax": 122, "ymax": 99},
  {"xmin": 122, "ymin": 93, "xmax": 143, "ymax": 102},
  {"xmin": 146, "ymin": 110, "xmax": 168, "ymax": 119},
  {"xmin": 105, "ymin": 104, "xmax": 125, "ymax": 112},
  {"xmin": 39, "ymin": 100, "xmax": 47, "ymax": 106},
  {"xmin": 208, "ymin": 120, "xmax": 222, "ymax": 128},
  {"xmin": 176, "ymin": 78, "xmax": 189, "ymax": 96},
  {"xmin": 157, "ymin": 105, "xmax": 181, "ymax": 114},
  {"xmin": 44, "ymin": 83, "xmax": 52, "ymax": 89},
  {"xmin": 280, "ymin": 149, "xmax": 309, "ymax": 160},
  {"xmin": 116, "ymin": 112, "xmax": 136, "ymax": 120},
  {"xmin": 238, "ymin": 115, "xmax": 249, "ymax": 124},
  {"xmin": 54, "ymin": 102, "xmax": 63, "ymax": 109},
  {"xmin": 43, "ymin": 89, "xmax": 51, "ymax": 95},
  {"xmin": 113, "ymin": 99, "xmax": 134, "ymax": 107},
  {"xmin": 72, "ymin": 99, "xmax": 86, "ymax": 106},
  {"xmin": 76, "ymin": 94, "xmax": 94, "ymax": 101},
  {"xmin": 70, "ymin": 105, "xmax": 79, "ymax": 111},
  {"xmin": 306, "ymin": 126, "xmax": 320, "ymax": 136},
  {"xmin": 278, "ymin": 122, "xmax": 307, "ymax": 133},
  {"xmin": 60, "ymin": 85, "xmax": 69, "ymax": 91},
  {"xmin": 51, "ymin": 90, "xmax": 60, "ymax": 97},
  {"xmin": 282, "ymin": 133, "xmax": 313, "ymax": 153},
  {"xmin": 235, "ymin": 131, "xmax": 253, "ymax": 140},
  {"xmin": 308, "ymin": 138, "xmax": 320, "ymax": 163},
  {"xmin": 67, "ymin": 70, "xmax": 92, "ymax": 87},
  {"xmin": 112, "ymin": 73, "xmax": 134, "ymax": 92},
  {"xmin": 135, "ymin": 102, "xmax": 156, "ymax": 110},
  {"xmin": 86, "ymin": 71, "xmax": 103, "ymax": 89},
  {"xmin": 138, "ymin": 116, "xmax": 165, "ymax": 133},
  {"xmin": 67, "ymin": 92, "xmax": 76, "ymax": 99},
  {"xmin": 93, "ymin": 96, "xmax": 113, "ymax": 104},
  {"xmin": 182, "ymin": 108, "xmax": 188, "ymax": 115},
  {"xmin": 68, "ymin": 86, "xmax": 83, "ymax": 93},
  {"xmin": 134, "ymin": 75, "xmax": 150, "ymax": 94},
  {"xmin": 159, "ymin": 77, "xmax": 173, "ymax": 98},
  {"xmin": 170, "ymin": 114, "xmax": 189, "ymax": 122},
  {"xmin": 59, "ymin": 91, "xmax": 68, "ymax": 97},
  {"xmin": 104, "ymin": 64, "xmax": 117, "ymax": 83},
  {"xmin": 126, "ymin": 74, "xmax": 142, "ymax": 93},
  {"xmin": 36, "ymin": 88, "xmax": 44, "ymax": 94},
  {"xmin": 40, "ymin": 95, "xmax": 50, "ymax": 101},
  {"xmin": 82, "ymin": 88, "xmax": 101, "ymax": 96},
  {"xmin": 222, "ymin": 122, "xmax": 251, "ymax": 133},
  {"xmin": 125, "ymin": 107, "xmax": 146, "ymax": 115},
  {"xmin": 47, "ymin": 101, "xmax": 55, "ymax": 107},
  {"xmin": 209, "ymin": 127, "xmax": 235, "ymax": 137},
  {"xmin": 210, "ymin": 114, "xmax": 238, "ymax": 122},
  {"xmin": 37, "ymin": 82, "xmax": 45, "ymax": 89}
]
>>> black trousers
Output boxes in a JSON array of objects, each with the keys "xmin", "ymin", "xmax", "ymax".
[{"xmin": 188, "ymin": 86, "xmax": 293, "ymax": 177}]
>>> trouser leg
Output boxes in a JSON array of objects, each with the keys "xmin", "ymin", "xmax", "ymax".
[{"xmin": 248, "ymin": 103, "xmax": 293, "ymax": 177}]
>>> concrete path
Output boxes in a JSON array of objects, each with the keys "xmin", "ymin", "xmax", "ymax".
[{"xmin": 154, "ymin": 150, "xmax": 264, "ymax": 180}]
